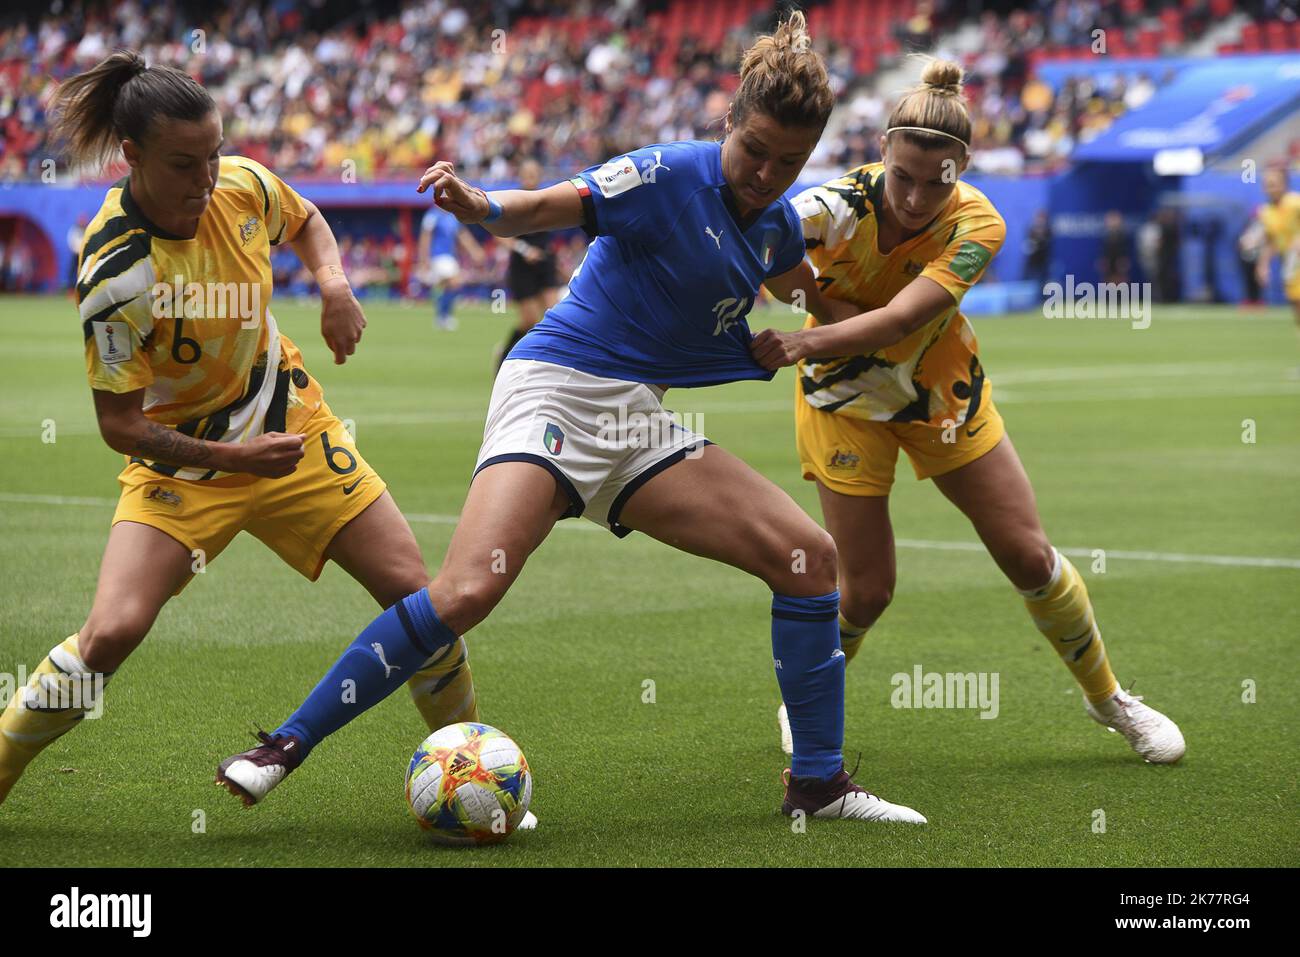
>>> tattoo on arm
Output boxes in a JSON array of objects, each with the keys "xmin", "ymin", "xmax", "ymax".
[{"xmin": 131, "ymin": 420, "xmax": 215, "ymax": 467}]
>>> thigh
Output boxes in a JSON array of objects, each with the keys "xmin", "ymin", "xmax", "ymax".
[
  {"xmin": 429, "ymin": 460, "xmax": 571, "ymax": 634},
  {"xmin": 79, "ymin": 521, "xmax": 195, "ymax": 670},
  {"xmin": 516, "ymin": 294, "xmax": 544, "ymax": 330},
  {"xmin": 616, "ymin": 444, "xmax": 837, "ymax": 596},
  {"xmin": 930, "ymin": 435, "xmax": 1053, "ymax": 590},
  {"xmin": 324, "ymin": 491, "xmax": 430, "ymax": 609},
  {"xmin": 816, "ymin": 481, "xmax": 896, "ymax": 598}
]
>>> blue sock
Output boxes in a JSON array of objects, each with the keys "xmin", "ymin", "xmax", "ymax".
[
  {"xmin": 437, "ymin": 287, "xmax": 456, "ymax": 320},
  {"xmin": 276, "ymin": 589, "xmax": 456, "ymax": 756},
  {"xmin": 772, "ymin": 591, "xmax": 844, "ymax": 780}
]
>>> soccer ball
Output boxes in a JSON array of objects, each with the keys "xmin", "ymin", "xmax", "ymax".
[{"xmin": 405, "ymin": 722, "xmax": 532, "ymax": 846}]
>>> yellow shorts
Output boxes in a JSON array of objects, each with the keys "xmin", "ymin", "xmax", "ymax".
[
  {"xmin": 795, "ymin": 381, "xmax": 1006, "ymax": 497},
  {"xmin": 1285, "ymin": 271, "xmax": 1300, "ymax": 303},
  {"xmin": 112, "ymin": 407, "xmax": 387, "ymax": 591}
]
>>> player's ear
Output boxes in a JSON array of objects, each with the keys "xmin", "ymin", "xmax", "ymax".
[
  {"xmin": 724, "ymin": 104, "xmax": 734, "ymax": 136},
  {"xmin": 878, "ymin": 133, "xmax": 889, "ymax": 163},
  {"xmin": 121, "ymin": 139, "xmax": 142, "ymax": 170}
]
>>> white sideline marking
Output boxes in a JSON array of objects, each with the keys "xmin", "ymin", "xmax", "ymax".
[{"xmin": 2, "ymin": 492, "xmax": 1296, "ymax": 569}]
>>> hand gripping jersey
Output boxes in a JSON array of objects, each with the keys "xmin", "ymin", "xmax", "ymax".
[
  {"xmin": 77, "ymin": 156, "xmax": 324, "ymax": 480},
  {"xmin": 794, "ymin": 162, "xmax": 1005, "ymax": 426},
  {"xmin": 509, "ymin": 140, "xmax": 807, "ymax": 388}
]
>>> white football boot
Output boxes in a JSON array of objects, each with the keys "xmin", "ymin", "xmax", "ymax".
[
  {"xmin": 216, "ymin": 730, "xmax": 305, "ymax": 806},
  {"xmin": 1085, "ymin": 687, "xmax": 1185, "ymax": 764},
  {"xmin": 782, "ymin": 767, "xmax": 927, "ymax": 824},
  {"xmin": 518, "ymin": 811, "xmax": 538, "ymax": 829}
]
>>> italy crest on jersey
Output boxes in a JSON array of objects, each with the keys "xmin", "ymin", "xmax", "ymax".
[{"xmin": 760, "ymin": 228, "xmax": 780, "ymax": 269}]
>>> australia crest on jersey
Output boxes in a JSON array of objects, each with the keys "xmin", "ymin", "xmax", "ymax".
[{"xmin": 239, "ymin": 216, "xmax": 261, "ymax": 246}]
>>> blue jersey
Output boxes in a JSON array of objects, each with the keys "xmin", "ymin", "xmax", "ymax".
[
  {"xmin": 509, "ymin": 140, "xmax": 806, "ymax": 388},
  {"xmin": 421, "ymin": 205, "xmax": 461, "ymax": 257}
]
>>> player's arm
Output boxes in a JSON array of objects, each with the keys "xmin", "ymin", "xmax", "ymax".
[
  {"xmin": 92, "ymin": 388, "xmax": 305, "ymax": 478},
  {"xmin": 763, "ymin": 259, "xmax": 858, "ymax": 325},
  {"xmin": 416, "ymin": 161, "xmax": 583, "ymax": 237},
  {"xmin": 751, "ymin": 277, "xmax": 954, "ymax": 370},
  {"xmin": 416, "ymin": 222, "xmax": 432, "ymax": 265},
  {"xmin": 285, "ymin": 198, "xmax": 366, "ymax": 365},
  {"xmin": 457, "ymin": 226, "xmax": 487, "ymax": 265}
]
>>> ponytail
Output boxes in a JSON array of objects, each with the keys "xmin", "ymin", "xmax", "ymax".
[{"xmin": 51, "ymin": 50, "xmax": 215, "ymax": 171}]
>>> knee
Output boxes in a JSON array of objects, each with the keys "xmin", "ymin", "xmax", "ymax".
[
  {"xmin": 840, "ymin": 579, "xmax": 894, "ymax": 629},
  {"xmin": 429, "ymin": 574, "xmax": 508, "ymax": 634},
  {"xmin": 380, "ymin": 564, "xmax": 434, "ymax": 609},
  {"xmin": 768, "ymin": 527, "xmax": 838, "ymax": 596},
  {"xmin": 78, "ymin": 611, "xmax": 153, "ymax": 671},
  {"xmin": 1007, "ymin": 540, "xmax": 1056, "ymax": 593}
]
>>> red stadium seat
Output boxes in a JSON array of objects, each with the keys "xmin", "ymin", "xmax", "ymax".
[
  {"xmin": 854, "ymin": 48, "xmax": 877, "ymax": 77},
  {"xmin": 1265, "ymin": 21, "xmax": 1290, "ymax": 51},
  {"xmin": 1239, "ymin": 22, "xmax": 1262, "ymax": 52},
  {"xmin": 1159, "ymin": 9, "xmax": 1184, "ymax": 44}
]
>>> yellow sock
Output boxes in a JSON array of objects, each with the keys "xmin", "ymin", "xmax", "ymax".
[
  {"xmin": 1019, "ymin": 550, "xmax": 1119, "ymax": 705},
  {"xmin": 407, "ymin": 637, "xmax": 478, "ymax": 732},
  {"xmin": 839, "ymin": 613, "xmax": 869, "ymax": 665},
  {"xmin": 0, "ymin": 635, "xmax": 109, "ymax": 805}
]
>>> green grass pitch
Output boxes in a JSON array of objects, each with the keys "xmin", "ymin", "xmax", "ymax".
[{"xmin": 0, "ymin": 292, "xmax": 1296, "ymax": 867}]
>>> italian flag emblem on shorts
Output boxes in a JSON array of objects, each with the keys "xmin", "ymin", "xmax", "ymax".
[{"xmin": 543, "ymin": 422, "xmax": 565, "ymax": 455}]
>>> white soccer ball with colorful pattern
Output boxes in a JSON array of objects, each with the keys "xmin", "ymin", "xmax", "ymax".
[{"xmin": 405, "ymin": 722, "xmax": 532, "ymax": 845}]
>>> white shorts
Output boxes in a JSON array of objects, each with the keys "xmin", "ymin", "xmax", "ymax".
[
  {"xmin": 474, "ymin": 360, "xmax": 710, "ymax": 536},
  {"xmin": 430, "ymin": 254, "xmax": 459, "ymax": 283}
]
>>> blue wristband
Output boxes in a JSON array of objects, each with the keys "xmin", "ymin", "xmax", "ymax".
[{"xmin": 483, "ymin": 196, "xmax": 503, "ymax": 222}]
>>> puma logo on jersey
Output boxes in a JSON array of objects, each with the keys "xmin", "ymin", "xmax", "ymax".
[
  {"xmin": 705, "ymin": 226, "xmax": 724, "ymax": 249},
  {"xmin": 640, "ymin": 150, "xmax": 671, "ymax": 183},
  {"xmin": 371, "ymin": 642, "xmax": 400, "ymax": 678}
]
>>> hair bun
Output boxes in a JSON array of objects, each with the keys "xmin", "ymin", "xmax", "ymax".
[{"xmin": 921, "ymin": 59, "xmax": 963, "ymax": 96}]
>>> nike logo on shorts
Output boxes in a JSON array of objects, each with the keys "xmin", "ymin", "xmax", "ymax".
[
  {"xmin": 966, "ymin": 423, "xmax": 987, "ymax": 438},
  {"xmin": 342, "ymin": 476, "xmax": 363, "ymax": 495}
]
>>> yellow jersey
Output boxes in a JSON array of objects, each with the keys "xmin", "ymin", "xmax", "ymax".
[
  {"xmin": 1259, "ymin": 191, "xmax": 1300, "ymax": 280},
  {"xmin": 77, "ymin": 156, "xmax": 324, "ymax": 480},
  {"xmin": 793, "ymin": 162, "xmax": 1005, "ymax": 426}
]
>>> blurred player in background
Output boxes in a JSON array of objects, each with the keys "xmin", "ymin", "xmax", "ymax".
[
  {"xmin": 418, "ymin": 201, "xmax": 485, "ymax": 331},
  {"xmin": 0, "ymin": 52, "xmax": 498, "ymax": 812},
  {"xmin": 218, "ymin": 12, "xmax": 929, "ymax": 825},
  {"xmin": 1256, "ymin": 164, "xmax": 1300, "ymax": 362},
  {"xmin": 752, "ymin": 59, "xmax": 1185, "ymax": 769},
  {"xmin": 493, "ymin": 158, "xmax": 562, "ymax": 370}
]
